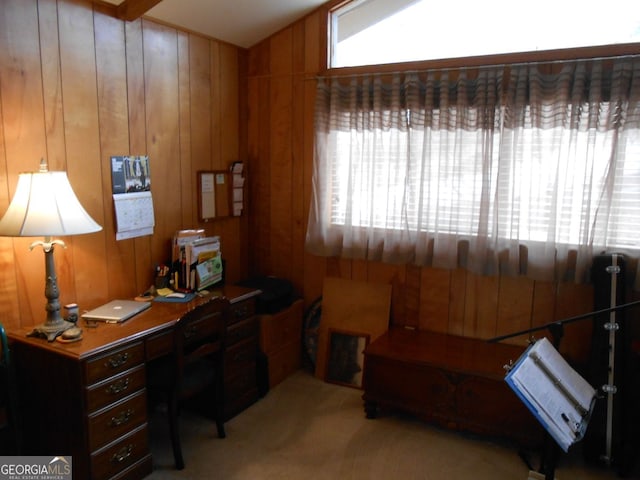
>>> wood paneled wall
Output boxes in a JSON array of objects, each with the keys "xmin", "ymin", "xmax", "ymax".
[
  {"xmin": 0, "ymin": 0, "xmax": 614, "ymax": 363},
  {"xmin": 245, "ymin": 5, "xmax": 600, "ymax": 362},
  {"xmin": 0, "ymin": 0, "xmax": 248, "ymax": 330}
]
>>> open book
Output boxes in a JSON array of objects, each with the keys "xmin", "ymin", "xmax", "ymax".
[{"xmin": 505, "ymin": 337, "xmax": 597, "ymax": 452}]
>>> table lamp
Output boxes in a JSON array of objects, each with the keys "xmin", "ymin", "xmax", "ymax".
[{"xmin": 0, "ymin": 159, "xmax": 102, "ymax": 341}]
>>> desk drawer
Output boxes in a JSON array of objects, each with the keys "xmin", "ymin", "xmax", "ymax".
[
  {"xmin": 227, "ymin": 298, "xmax": 256, "ymax": 326},
  {"xmin": 224, "ymin": 384, "xmax": 259, "ymax": 420},
  {"xmin": 226, "ymin": 316, "xmax": 258, "ymax": 346},
  {"xmin": 86, "ymin": 343, "xmax": 145, "ymax": 384},
  {"xmin": 225, "ymin": 336, "xmax": 258, "ymax": 370},
  {"xmin": 225, "ymin": 363, "xmax": 259, "ymax": 407},
  {"xmin": 88, "ymin": 390, "xmax": 147, "ymax": 452},
  {"xmin": 91, "ymin": 423, "xmax": 148, "ymax": 480},
  {"xmin": 183, "ymin": 310, "xmax": 225, "ymax": 346},
  {"xmin": 86, "ymin": 365, "xmax": 146, "ymax": 413},
  {"xmin": 146, "ymin": 330, "xmax": 173, "ymax": 361}
]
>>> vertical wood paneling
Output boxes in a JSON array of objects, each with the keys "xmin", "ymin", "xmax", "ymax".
[
  {"xmin": 419, "ymin": 267, "xmax": 449, "ymax": 333},
  {"xmin": 94, "ymin": 9, "xmax": 138, "ymax": 300},
  {"xmin": 247, "ymin": 39, "xmax": 270, "ymax": 77},
  {"xmin": 556, "ymin": 282, "xmax": 594, "ymax": 361},
  {"xmin": 496, "ymin": 275, "xmax": 535, "ymax": 346},
  {"xmin": 326, "ymin": 257, "xmax": 345, "ymax": 278},
  {"xmin": 209, "ymin": 41, "xmax": 222, "ymax": 169},
  {"xmin": 351, "ymin": 259, "xmax": 368, "ymax": 282},
  {"xmin": 304, "ymin": 11, "xmax": 322, "ymax": 73},
  {"xmin": 38, "ymin": 0, "xmax": 66, "ymax": 169},
  {"xmin": 124, "ymin": 19, "xmax": 154, "ymax": 293},
  {"xmin": 58, "ymin": 0, "xmax": 108, "ymax": 307},
  {"xmin": 387, "ymin": 267, "xmax": 407, "ymax": 326},
  {"xmin": 464, "ymin": 273, "xmax": 499, "ymax": 339},
  {"xmin": 247, "ymin": 75, "xmax": 260, "ymax": 270},
  {"xmin": 1, "ymin": 0, "xmax": 49, "ymax": 325},
  {"xmin": 142, "ymin": 21, "xmax": 181, "ymax": 268},
  {"xmin": 255, "ymin": 77, "xmax": 272, "ymax": 274},
  {"xmin": 0, "ymin": 1, "xmax": 20, "ymax": 328},
  {"xmin": 269, "ymin": 28, "xmax": 294, "ymax": 280},
  {"xmin": 300, "ymin": 11, "xmax": 325, "ymax": 304},
  {"xmin": 403, "ymin": 264, "xmax": 421, "ymax": 329},
  {"xmin": 291, "ymin": 66, "xmax": 306, "ymax": 293},
  {"xmin": 367, "ymin": 261, "xmax": 405, "ymax": 325},
  {"xmin": 215, "ymin": 43, "xmax": 242, "ymax": 283},
  {"xmin": 291, "ymin": 22, "xmax": 313, "ymax": 292},
  {"xmin": 448, "ymin": 268, "xmax": 467, "ymax": 335},
  {"xmin": 219, "ymin": 44, "xmax": 239, "ymax": 168},
  {"xmin": 531, "ymin": 281, "xmax": 557, "ymax": 331},
  {"xmin": 0, "ymin": 0, "xmax": 245, "ymax": 329},
  {"xmin": 189, "ymin": 34, "xmax": 212, "ymax": 175},
  {"xmin": 177, "ymin": 31, "xmax": 193, "ymax": 228},
  {"xmin": 39, "ymin": 1, "xmax": 76, "ymax": 310},
  {"xmin": 124, "ymin": 20, "xmax": 146, "ymax": 155},
  {"xmin": 236, "ymin": 52, "xmax": 250, "ymax": 279},
  {"xmin": 192, "ymin": 32, "xmax": 219, "ymax": 262}
]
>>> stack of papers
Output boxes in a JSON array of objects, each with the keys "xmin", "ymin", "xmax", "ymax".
[
  {"xmin": 505, "ymin": 337, "xmax": 597, "ymax": 452},
  {"xmin": 172, "ymin": 230, "xmax": 222, "ymax": 290}
]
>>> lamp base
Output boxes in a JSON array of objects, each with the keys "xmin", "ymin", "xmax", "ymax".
[{"xmin": 28, "ymin": 319, "xmax": 75, "ymax": 342}]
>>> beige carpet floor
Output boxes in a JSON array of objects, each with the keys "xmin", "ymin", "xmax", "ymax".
[{"xmin": 147, "ymin": 370, "xmax": 632, "ymax": 480}]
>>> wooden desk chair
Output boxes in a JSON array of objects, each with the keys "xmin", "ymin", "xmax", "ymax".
[{"xmin": 147, "ymin": 297, "xmax": 229, "ymax": 470}]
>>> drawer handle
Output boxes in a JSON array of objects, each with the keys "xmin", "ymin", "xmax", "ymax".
[
  {"xmin": 106, "ymin": 378, "xmax": 130, "ymax": 395},
  {"xmin": 106, "ymin": 352, "xmax": 130, "ymax": 369},
  {"xmin": 234, "ymin": 306, "xmax": 247, "ymax": 317},
  {"xmin": 111, "ymin": 444, "xmax": 133, "ymax": 464},
  {"xmin": 184, "ymin": 325, "xmax": 199, "ymax": 339},
  {"xmin": 109, "ymin": 409, "xmax": 134, "ymax": 427}
]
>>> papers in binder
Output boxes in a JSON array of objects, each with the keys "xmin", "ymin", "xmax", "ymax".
[
  {"xmin": 195, "ymin": 255, "xmax": 223, "ymax": 290},
  {"xmin": 505, "ymin": 337, "xmax": 596, "ymax": 452}
]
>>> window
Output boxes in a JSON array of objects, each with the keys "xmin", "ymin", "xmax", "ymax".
[
  {"xmin": 330, "ymin": 0, "xmax": 640, "ymax": 68},
  {"xmin": 307, "ymin": 59, "xmax": 640, "ymax": 284}
]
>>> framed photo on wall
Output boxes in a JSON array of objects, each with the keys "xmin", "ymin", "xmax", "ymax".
[{"xmin": 325, "ymin": 329, "xmax": 370, "ymax": 389}]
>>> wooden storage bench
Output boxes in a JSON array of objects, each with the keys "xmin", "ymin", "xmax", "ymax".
[{"xmin": 363, "ymin": 327, "xmax": 544, "ymax": 447}]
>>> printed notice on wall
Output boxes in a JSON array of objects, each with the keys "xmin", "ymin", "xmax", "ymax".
[
  {"xmin": 199, "ymin": 172, "xmax": 216, "ymax": 219},
  {"xmin": 111, "ymin": 155, "xmax": 155, "ymax": 240}
]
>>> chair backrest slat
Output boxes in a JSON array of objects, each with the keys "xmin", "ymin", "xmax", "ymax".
[{"xmin": 174, "ymin": 297, "xmax": 229, "ymax": 386}]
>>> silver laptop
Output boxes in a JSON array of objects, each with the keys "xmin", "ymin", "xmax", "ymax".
[{"xmin": 81, "ymin": 299, "xmax": 151, "ymax": 323}]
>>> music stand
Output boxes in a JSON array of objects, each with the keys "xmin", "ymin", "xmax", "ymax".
[{"xmin": 488, "ymin": 299, "xmax": 640, "ymax": 480}]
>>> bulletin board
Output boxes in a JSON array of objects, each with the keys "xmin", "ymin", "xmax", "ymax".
[{"xmin": 198, "ymin": 170, "xmax": 230, "ymax": 221}]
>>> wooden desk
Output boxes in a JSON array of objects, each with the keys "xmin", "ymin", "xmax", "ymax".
[{"xmin": 7, "ymin": 285, "xmax": 260, "ymax": 480}]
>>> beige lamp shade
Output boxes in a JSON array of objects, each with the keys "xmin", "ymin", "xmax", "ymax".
[
  {"xmin": 0, "ymin": 169, "xmax": 102, "ymax": 237},
  {"xmin": 0, "ymin": 161, "xmax": 102, "ymax": 341}
]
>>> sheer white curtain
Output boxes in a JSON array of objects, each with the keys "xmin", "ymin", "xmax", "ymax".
[{"xmin": 306, "ymin": 57, "xmax": 640, "ymax": 286}]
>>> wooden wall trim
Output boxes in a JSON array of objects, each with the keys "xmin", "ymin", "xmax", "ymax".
[{"xmin": 116, "ymin": 0, "xmax": 162, "ymax": 21}]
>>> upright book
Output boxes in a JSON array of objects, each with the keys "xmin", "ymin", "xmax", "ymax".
[{"xmin": 505, "ymin": 336, "xmax": 597, "ymax": 452}]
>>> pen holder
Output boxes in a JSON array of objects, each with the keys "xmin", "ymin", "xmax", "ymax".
[{"xmin": 64, "ymin": 303, "xmax": 79, "ymax": 323}]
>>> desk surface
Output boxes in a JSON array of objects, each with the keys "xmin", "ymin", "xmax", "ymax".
[{"xmin": 7, "ymin": 284, "xmax": 260, "ymax": 361}]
